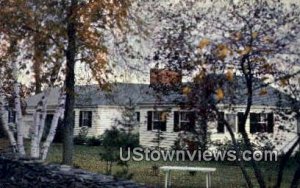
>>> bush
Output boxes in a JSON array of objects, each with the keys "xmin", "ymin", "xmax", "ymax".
[
  {"xmin": 86, "ymin": 136, "xmax": 102, "ymax": 146},
  {"xmin": 100, "ymin": 127, "xmax": 139, "ymax": 149},
  {"xmin": 0, "ymin": 122, "xmax": 6, "ymax": 138},
  {"xmin": 73, "ymin": 126, "xmax": 89, "ymax": 145},
  {"xmin": 74, "ymin": 136, "xmax": 87, "ymax": 145},
  {"xmin": 99, "ymin": 126, "xmax": 139, "ymax": 178}
]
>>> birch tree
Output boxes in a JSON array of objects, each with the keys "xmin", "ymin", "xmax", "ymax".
[{"xmin": 1, "ymin": 0, "xmax": 139, "ymax": 164}]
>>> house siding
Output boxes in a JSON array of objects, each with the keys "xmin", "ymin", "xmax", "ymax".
[
  {"xmin": 138, "ymin": 105, "xmax": 298, "ymax": 152},
  {"xmin": 74, "ymin": 106, "xmax": 123, "ymax": 137},
  {"xmin": 22, "ymin": 103, "xmax": 298, "ymax": 153}
]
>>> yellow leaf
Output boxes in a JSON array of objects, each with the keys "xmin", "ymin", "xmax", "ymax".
[
  {"xmin": 216, "ymin": 44, "xmax": 230, "ymax": 60},
  {"xmin": 263, "ymin": 36, "xmax": 273, "ymax": 43},
  {"xmin": 232, "ymin": 32, "xmax": 242, "ymax": 41},
  {"xmin": 259, "ymin": 88, "xmax": 268, "ymax": 96},
  {"xmin": 194, "ymin": 71, "xmax": 206, "ymax": 82},
  {"xmin": 238, "ymin": 46, "xmax": 252, "ymax": 56},
  {"xmin": 252, "ymin": 32, "xmax": 258, "ymax": 39},
  {"xmin": 182, "ymin": 86, "xmax": 192, "ymax": 96},
  {"xmin": 216, "ymin": 88, "xmax": 224, "ymax": 101},
  {"xmin": 198, "ymin": 38, "xmax": 210, "ymax": 49},
  {"xmin": 226, "ymin": 70, "xmax": 234, "ymax": 81},
  {"xmin": 279, "ymin": 79, "xmax": 288, "ymax": 86}
]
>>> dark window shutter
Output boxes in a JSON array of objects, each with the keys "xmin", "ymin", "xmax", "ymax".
[
  {"xmin": 79, "ymin": 111, "xmax": 83, "ymax": 127},
  {"xmin": 161, "ymin": 121, "xmax": 167, "ymax": 131},
  {"xmin": 135, "ymin": 112, "xmax": 140, "ymax": 122},
  {"xmin": 267, "ymin": 113, "xmax": 274, "ymax": 133},
  {"xmin": 88, "ymin": 111, "xmax": 92, "ymax": 127},
  {"xmin": 189, "ymin": 112, "xmax": 196, "ymax": 130},
  {"xmin": 147, "ymin": 111, "xmax": 152, "ymax": 131},
  {"xmin": 174, "ymin": 111, "xmax": 179, "ymax": 132},
  {"xmin": 238, "ymin": 112, "xmax": 244, "ymax": 133},
  {"xmin": 217, "ymin": 112, "xmax": 225, "ymax": 133},
  {"xmin": 250, "ymin": 113, "xmax": 259, "ymax": 133}
]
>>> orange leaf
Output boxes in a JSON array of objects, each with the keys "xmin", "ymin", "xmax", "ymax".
[
  {"xmin": 226, "ymin": 70, "xmax": 234, "ymax": 81},
  {"xmin": 182, "ymin": 86, "xmax": 192, "ymax": 96},
  {"xmin": 198, "ymin": 38, "xmax": 210, "ymax": 49},
  {"xmin": 238, "ymin": 46, "xmax": 252, "ymax": 56},
  {"xmin": 216, "ymin": 88, "xmax": 224, "ymax": 101},
  {"xmin": 259, "ymin": 88, "xmax": 268, "ymax": 96}
]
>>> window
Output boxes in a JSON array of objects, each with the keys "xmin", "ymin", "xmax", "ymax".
[
  {"xmin": 174, "ymin": 111, "xmax": 196, "ymax": 132},
  {"xmin": 8, "ymin": 109, "xmax": 16, "ymax": 123},
  {"xmin": 79, "ymin": 111, "xmax": 92, "ymax": 127},
  {"xmin": 250, "ymin": 113, "xmax": 274, "ymax": 133},
  {"xmin": 147, "ymin": 111, "xmax": 167, "ymax": 131},
  {"xmin": 217, "ymin": 113, "xmax": 237, "ymax": 133}
]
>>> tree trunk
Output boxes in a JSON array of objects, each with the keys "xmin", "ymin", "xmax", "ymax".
[
  {"xmin": 215, "ymin": 108, "xmax": 253, "ymax": 188},
  {"xmin": 275, "ymin": 137, "xmax": 300, "ymax": 188},
  {"xmin": 0, "ymin": 95, "xmax": 17, "ymax": 153},
  {"xmin": 33, "ymin": 35, "xmax": 43, "ymax": 94},
  {"xmin": 14, "ymin": 81, "xmax": 26, "ymax": 156},
  {"xmin": 62, "ymin": 0, "xmax": 77, "ymax": 165},
  {"xmin": 30, "ymin": 88, "xmax": 50, "ymax": 158},
  {"xmin": 30, "ymin": 106, "xmax": 41, "ymax": 158},
  {"xmin": 239, "ymin": 58, "xmax": 266, "ymax": 188},
  {"xmin": 41, "ymin": 93, "xmax": 65, "ymax": 161},
  {"xmin": 37, "ymin": 88, "xmax": 51, "ymax": 143},
  {"xmin": 290, "ymin": 162, "xmax": 300, "ymax": 188}
]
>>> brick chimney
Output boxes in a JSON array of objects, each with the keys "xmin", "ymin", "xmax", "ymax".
[{"xmin": 150, "ymin": 68, "xmax": 182, "ymax": 86}]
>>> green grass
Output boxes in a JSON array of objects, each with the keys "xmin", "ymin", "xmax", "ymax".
[{"xmin": 46, "ymin": 144, "xmax": 297, "ymax": 188}]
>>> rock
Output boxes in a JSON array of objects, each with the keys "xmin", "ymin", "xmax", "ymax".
[{"xmin": 0, "ymin": 156, "xmax": 147, "ymax": 187}]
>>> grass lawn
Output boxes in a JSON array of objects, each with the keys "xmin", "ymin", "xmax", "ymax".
[{"xmin": 46, "ymin": 143, "xmax": 298, "ymax": 188}]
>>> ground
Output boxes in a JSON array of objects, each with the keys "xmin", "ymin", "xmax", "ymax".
[
  {"xmin": 45, "ymin": 144, "xmax": 297, "ymax": 188},
  {"xmin": 0, "ymin": 139, "xmax": 297, "ymax": 187}
]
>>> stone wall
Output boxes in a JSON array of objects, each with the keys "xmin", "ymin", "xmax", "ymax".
[{"xmin": 0, "ymin": 156, "xmax": 147, "ymax": 188}]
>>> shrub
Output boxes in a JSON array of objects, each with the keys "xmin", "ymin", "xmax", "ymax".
[
  {"xmin": 99, "ymin": 126, "xmax": 139, "ymax": 178},
  {"xmin": 73, "ymin": 126, "xmax": 89, "ymax": 145},
  {"xmin": 0, "ymin": 122, "xmax": 6, "ymax": 138},
  {"xmin": 74, "ymin": 136, "xmax": 86, "ymax": 145},
  {"xmin": 86, "ymin": 136, "xmax": 102, "ymax": 146}
]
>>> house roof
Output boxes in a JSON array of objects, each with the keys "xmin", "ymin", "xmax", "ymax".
[
  {"xmin": 26, "ymin": 78, "xmax": 294, "ymax": 108},
  {"xmin": 26, "ymin": 83, "xmax": 178, "ymax": 108}
]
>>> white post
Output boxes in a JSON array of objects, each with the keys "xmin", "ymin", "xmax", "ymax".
[
  {"xmin": 206, "ymin": 172, "xmax": 212, "ymax": 188},
  {"xmin": 165, "ymin": 170, "xmax": 171, "ymax": 188}
]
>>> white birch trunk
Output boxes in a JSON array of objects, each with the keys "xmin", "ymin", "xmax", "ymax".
[
  {"xmin": 30, "ymin": 105, "xmax": 42, "ymax": 158},
  {"xmin": 41, "ymin": 93, "xmax": 65, "ymax": 161},
  {"xmin": 14, "ymin": 81, "xmax": 26, "ymax": 156},
  {"xmin": 30, "ymin": 88, "xmax": 50, "ymax": 158},
  {"xmin": 37, "ymin": 88, "xmax": 51, "ymax": 143},
  {"xmin": 0, "ymin": 94, "xmax": 18, "ymax": 152}
]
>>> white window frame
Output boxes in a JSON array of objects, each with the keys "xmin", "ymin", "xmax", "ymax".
[
  {"xmin": 224, "ymin": 113, "xmax": 238, "ymax": 133},
  {"xmin": 80, "ymin": 111, "xmax": 92, "ymax": 127},
  {"xmin": 152, "ymin": 111, "xmax": 167, "ymax": 131},
  {"xmin": 179, "ymin": 111, "xmax": 193, "ymax": 131},
  {"xmin": 250, "ymin": 113, "xmax": 269, "ymax": 133}
]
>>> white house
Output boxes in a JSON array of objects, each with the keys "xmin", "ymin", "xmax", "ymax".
[{"xmin": 22, "ymin": 76, "xmax": 299, "ymax": 153}]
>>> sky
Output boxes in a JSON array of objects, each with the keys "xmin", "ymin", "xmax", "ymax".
[{"xmin": 17, "ymin": 0, "xmax": 300, "ymax": 86}]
